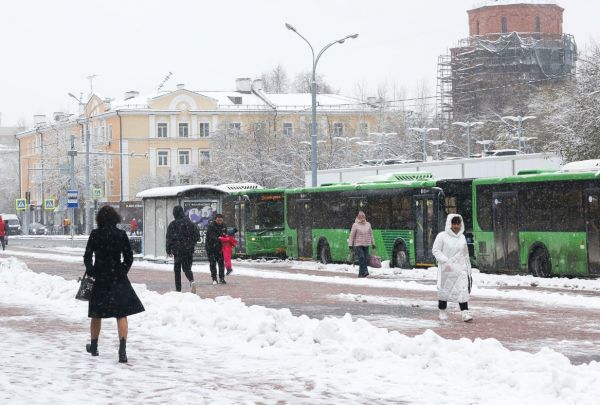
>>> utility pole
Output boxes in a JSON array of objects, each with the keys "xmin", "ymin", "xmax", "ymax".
[
  {"xmin": 85, "ymin": 120, "xmax": 91, "ymax": 235},
  {"xmin": 68, "ymin": 135, "xmax": 77, "ymax": 239}
]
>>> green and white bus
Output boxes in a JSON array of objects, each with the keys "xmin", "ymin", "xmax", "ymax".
[
  {"xmin": 472, "ymin": 166, "xmax": 600, "ymax": 277},
  {"xmin": 222, "ymin": 189, "xmax": 286, "ymax": 258},
  {"xmin": 284, "ymin": 173, "xmax": 471, "ymax": 268}
]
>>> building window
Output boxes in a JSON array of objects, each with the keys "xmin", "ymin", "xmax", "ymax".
[
  {"xmin": 282, "ymin": 122, "xmax": 293, "ymax": 135},
  {"xmin": 107, "ymin": 155, "xmax": 113, "ymax": 168},
  {"xmin": 501, "ymin": 16, "xmax": 507, "ymax": 33},
  {"xmin": 157, "ymin": 150, "xmax": 169, "ymax": 166},
  {"xmin": 333, "ymin": 123, "xmax": 343, "ymax": 136},
  {"xmin": 535, "ymin": 16, "xmax": 541, "ymax": 33},
  {"xmin": 100, "ymin": 126, "xmax": 105, "ymax": 142},
  {"xmin": 178, "ymin": 123, "xmax": 189, "ymax": 138},
  {"xmin": 157, "ymin": 123, "xmax": 168, "ymax": 138},
  {"xmin": 359, "ymin": 122, "xmax": 369, "ymax": 134},
  {"xmin": 199, "ymin": 150, "xmax": 210, "ymax": 166},
  {"xmin": 107, "ymin": 124, "xmax": 113, "ymax": 140},
  {"xmin": 229, "ymin": 122, "xmax": 241, "ymax": 132},
  {"xmin": 178, "ymin": 150, "xmax": 190, "ymax": 165},
  {"xmin": 476, "ymin": 20, "xmax": 480, "ymax": 35},
  {"xmin": 108, "ymin": 180, "xmax": 114, "ymax": 197},
  {"xmin": 199, "ymin": 122, "xmax": 210, "ymax": 137}
]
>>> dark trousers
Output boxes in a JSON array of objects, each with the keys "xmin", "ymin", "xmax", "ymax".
[
  {"xmin": 173, "ymin": 253, "xmax": 194, "ymax": 292},
  {"xmin": 208, "ymin": 250, "xmax": 225, "ymax": 280},
  {"xmin": 438, "ymin": 300, "xmax": 468, "ymax": 311},
  {"xmin": 0, "ymin": 236, "xmax": 4, "ymax": 250},
  {"xmin": 354, "ymin": 246, "xmax": 369, "ymax": 277}
]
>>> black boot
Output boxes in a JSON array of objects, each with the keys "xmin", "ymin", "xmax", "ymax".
[
  {"xmin": 86, "ymin": 338, "xmax": 99, "ymax": 356},
  {"xmin": 118, "ymin": 338, "xmax": 127, "ymax": 363}
]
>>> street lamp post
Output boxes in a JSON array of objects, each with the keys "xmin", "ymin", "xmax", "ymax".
[
  {"xmin": 333, "ymin": 136, "xmax": 360, "ymax": 164},
  {"xmin": 69, "ymin": 92, "xmax": 97, "ymax": 234},
  {"xmin": 285, "ymin": 23, "xmax": 358, "ymax": 187},
  {"xmin": 452, "ymin": 121, "xmax": 484, "ymax": 158},
  {"xmin": 408, "ymin": 127, "xmax": 439, "ymax": 161},
  {"xmin": 429, "ymin": 140, "xmax": 447, "ymax": 160},
  {"xmin": 501, "ymin": 115, "xmax": 536, "ymax": 154}
]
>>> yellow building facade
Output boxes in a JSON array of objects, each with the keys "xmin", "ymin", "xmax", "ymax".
[{"xmin": 17, "ymin": 79, "xmax": 382, "ymax": 212}]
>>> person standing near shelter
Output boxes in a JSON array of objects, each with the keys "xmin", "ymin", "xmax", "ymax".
[
  {"xmin": 219, "ymin": 227, "xmax": 238, "ymax": 275},
  {"xmin": 83, "ymin": 205, "xmax": 145, "ymax": 363},
  {"xmin": 348, "ymin": 211, "xmax": 376, "ymax": 278},
  {"xmin": 166, "ymin": 206, "xmax": 200, "ymax": 293},
  {"xmin": 432, "ymin": 214, "xmax": 473, "ymax": 323},
  {"xmin": 206, "ymin": 214, "xmax": 227, "ymax": 284},
  {"xmin": 130, "ymin": 218, "xmax": 138, "ymax": 236},
  {"xmin": 0, "ymin": 215, "xmax": 5, "ymax": 250},
  {"xmin": 63, "ymin": 217, "xmax": 71, "ymax": 235}
]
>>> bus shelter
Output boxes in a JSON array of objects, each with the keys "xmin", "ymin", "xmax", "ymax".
[{"xmin": 136, "ymin": 183, "xmax": 261, "ymax": 260}]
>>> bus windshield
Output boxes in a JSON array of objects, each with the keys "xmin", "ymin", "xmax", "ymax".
[{"xmin": 248, "ymin": 197, "xmax": 284, "ymax": 231}]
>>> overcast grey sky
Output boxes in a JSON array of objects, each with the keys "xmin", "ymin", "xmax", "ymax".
[{"xmin": 1, "ymin": 0, "xmax": 598, "ymax": 126}]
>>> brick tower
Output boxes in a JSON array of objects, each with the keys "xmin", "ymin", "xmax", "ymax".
[{"xmin": 437, "ymin": 1, "xmax": 577, "ymax": 122}]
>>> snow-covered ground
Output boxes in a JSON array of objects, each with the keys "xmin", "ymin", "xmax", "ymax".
[{"xmin": 2, "ymin": 254, "xmax": 600, "ymax": 404}]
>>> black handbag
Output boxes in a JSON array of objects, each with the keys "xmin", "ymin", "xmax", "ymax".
[{"xmin": 76, "ymin": 270, "xmax": 95, "ymax": 301}]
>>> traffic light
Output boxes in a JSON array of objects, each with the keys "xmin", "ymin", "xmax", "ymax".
[{"xmin": 25, "ymin": 191, "xmax": 31, "ymax": 204}]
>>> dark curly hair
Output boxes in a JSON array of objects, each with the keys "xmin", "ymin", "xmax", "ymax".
[{"xmin": 96, "ymin": 205, "xmax": 122, "ymax": 227}]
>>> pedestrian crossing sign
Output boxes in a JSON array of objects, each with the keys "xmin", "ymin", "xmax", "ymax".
[
  {"xmin": 15, "ymin": 198, "xmax": 27, "ymax": 211},
  {"xmin": 44, "ymin": 199, "xmax": 55, "ymax": 210},
  {"xmin": 92, "ymin": 188, "xmax": 103, "ymax": 199},
  {"xmin": 16, "ymin": 198, "xmax": 27, "ymax": 211}
]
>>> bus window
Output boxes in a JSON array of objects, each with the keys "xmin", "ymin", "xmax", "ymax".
[{"xmin": 476, "ymin": 186, "xmax": 493, "ymax": 231}]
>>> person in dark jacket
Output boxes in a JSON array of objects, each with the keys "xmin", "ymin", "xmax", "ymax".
[
  {"xmin": 205, "ymin": 213, "xmax": 227, "ymax": 284},
  {"xmin": 0, "ymin": 216, "xmax": 5, "ymax": 250},
  {"xmin": 83, "ymin": 205, "xmax": 145, "ymax": 363},
  {"xmin": 166, "ymin": 206, "xmax": 200, "ymax": 292}
]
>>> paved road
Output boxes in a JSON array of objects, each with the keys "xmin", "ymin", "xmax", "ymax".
[{"xmin": 3, "ymin": 237, "xmax": 600, "ymax": 365}]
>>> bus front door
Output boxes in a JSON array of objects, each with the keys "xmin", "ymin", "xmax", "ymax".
[
  {"xmin": 296, "ymin": 200, "xmax": 312, "ymax": 259},
  {"xmin": 492, "ymin": 192, "xmax": 519, "ymax": 271},
  {"xmin": 234, "ymin": 201, "xmax": 248, "ymax": 255},
  {"xmin": 414, "ymin": 195, "xmax": 437, "ymax": 265},
  {"xmin": 585, "ymin": 190, "xmax": 600, "ymax": 275}
]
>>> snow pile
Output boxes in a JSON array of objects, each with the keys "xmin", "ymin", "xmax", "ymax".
[{"xmin": 1, "ymin": 257, "xmax": 600, "ymax": 403}]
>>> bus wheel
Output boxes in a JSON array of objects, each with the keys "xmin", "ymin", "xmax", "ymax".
[
  {"xmin": 319, "ymin": 242, "xmax": 331, "ymax": 265},
  {"xmin": 529, "ymin": 247, "xmax": 551, "ymax": 278},
  {"xmin": 393, "ymin": 244, "xmax": 410, "ymax": 269}
]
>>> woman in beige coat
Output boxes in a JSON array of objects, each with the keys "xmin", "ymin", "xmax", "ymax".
[{"xmin": 348, "ymin": 211, "xmax": 375, "ymax": 278}]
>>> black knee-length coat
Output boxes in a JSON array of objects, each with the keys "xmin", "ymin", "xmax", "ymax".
[{"xmin": 83, "ymin": 225, "xmax": 145, "ymax": 318}]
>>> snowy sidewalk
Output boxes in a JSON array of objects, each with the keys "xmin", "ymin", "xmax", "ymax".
[{"xmin": 4, "ymin": 247, "xmax": 600, "ymax": 365}]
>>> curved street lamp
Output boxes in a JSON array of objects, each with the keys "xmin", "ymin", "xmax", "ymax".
[{"xmin": 286, "ymin": 23, "xmax": 358, "ymax": 186}]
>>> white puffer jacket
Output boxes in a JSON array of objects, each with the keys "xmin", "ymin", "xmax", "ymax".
[{"xmin": 432, "ymin": 214, "xmax": 471, "ymax": 303}]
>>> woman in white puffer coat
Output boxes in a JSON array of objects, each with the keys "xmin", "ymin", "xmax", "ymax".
[{"xmin": 432, "ymin": 213, "xmax": 473, "ymax": 322}]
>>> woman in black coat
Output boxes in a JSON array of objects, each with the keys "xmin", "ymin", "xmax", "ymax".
[{"xmin": 83, "ymin": 205, "xmax": 145, "ymax": 363}]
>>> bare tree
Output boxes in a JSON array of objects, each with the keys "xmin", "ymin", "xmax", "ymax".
[
  {"xmin": 528, "ymin": 42, "xmax": 600, "ymax": 161},
  {"xmin": 260, "ymin": 64, "xmax": 290, "ymax": 93},
  {"xmin": 292, "ymin": 71, "xmax": 337, "ymax": 94}
]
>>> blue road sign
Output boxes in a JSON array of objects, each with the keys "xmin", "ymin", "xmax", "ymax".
[{"xmin": 67, "ymin": 190, "xmax": 78, "ymax": 208}]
